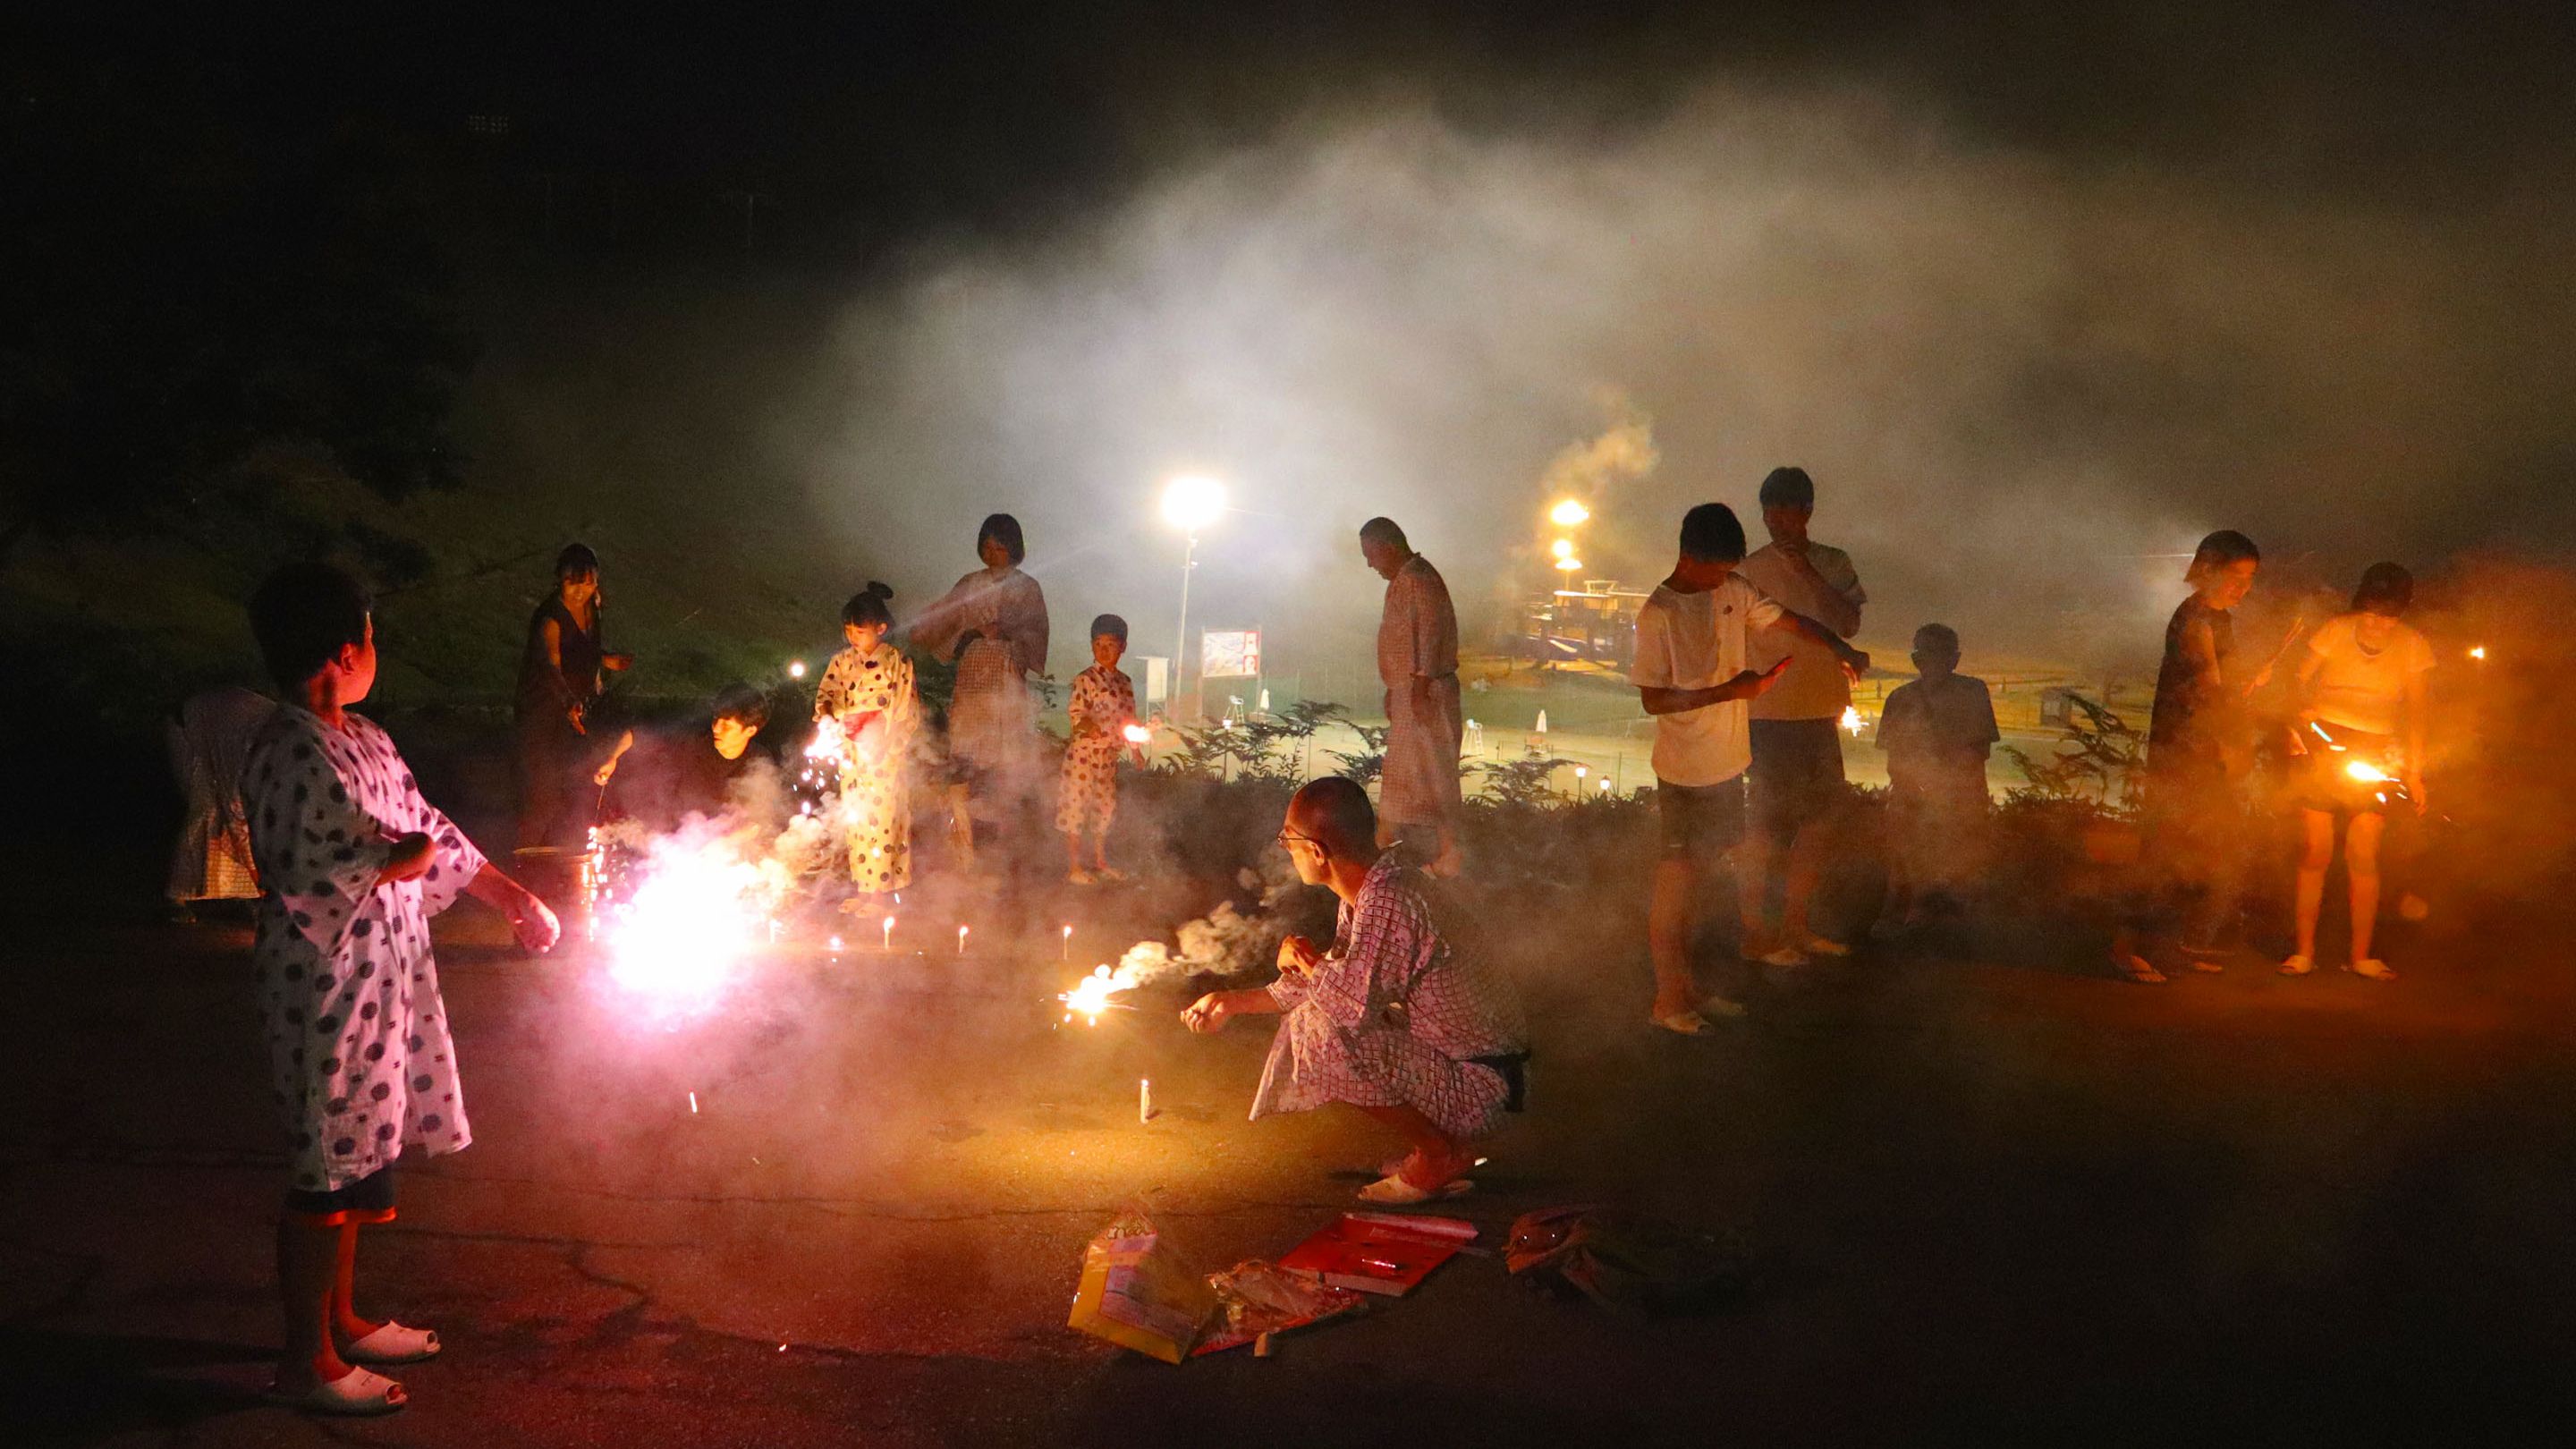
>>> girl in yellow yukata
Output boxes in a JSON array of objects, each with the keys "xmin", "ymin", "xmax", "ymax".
[
  {"xmin": 1059, "ymin": 614, "xmax": 1145, "ymax": 884},
  {"xmin": 814, "ymin": 583, "xmax": 918, "ymax": 902}
]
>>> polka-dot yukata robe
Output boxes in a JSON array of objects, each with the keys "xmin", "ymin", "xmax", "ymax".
[
  {"xmin": 814, "ymin": 644, "xmax": 919, "ymax": 894},
  {"xmin": 243, "ymin": 707, "xmax": 484, "ymax": 1194}
]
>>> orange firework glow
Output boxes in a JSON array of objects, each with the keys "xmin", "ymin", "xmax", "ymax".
[
  {"xmin": 2343, "ymin": 760, "xmax": 2395, "ymax": 784},
  {"xmin": 1123, "ymin": 723, "xmax": 1152, "ymax": 744},
  {"xmin": 2470, "ymin": 645, "xmax": 2487, "ymax": 660},
  {"xmin": 1840, "ymin": 705, "xmax": 1865, "ymax": 737},
  {"xmin": 1060, "ymin": 963, "xmax": 1142, "ymax": 1026}
]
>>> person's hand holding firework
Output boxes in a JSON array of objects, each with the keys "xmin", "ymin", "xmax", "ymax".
[
  {"xmin": 508, "ymin": 890, "xmax": 562, "ymax": 955},
  {"xmin": 1182, "ymin": 992, "xmax": 1234, "ymax": 1033},
  {"xmin": 2406, "ymin": 771, "xmax": 2429, "ymax": 815}
]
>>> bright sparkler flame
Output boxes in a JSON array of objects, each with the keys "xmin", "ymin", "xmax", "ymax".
[
  {"xmin": 1549, "ymin": 538, "xmax": 1574, "ymax": 560},
  {"xmin": 1060, "ymin": 963, "xmax": 1141, "ymax": 1027},
  {"xmin": 1554, "ymin": 556, "xmax": 1583, "ymax": 572},
  {"xmin": 2343, "ymin": 760, "xmax": 2395, "ymax": 784},
  {"xmin": 1549, "ymin": 499, "xmax": 1590, "ymax": 527},
  {"xmin": 1122, "ymin": 723, "xmax": 1153, "ymax": 744},
  {"xmin": 1840, "ymin": 705, "xmax": 1865, "ymax": 737},
  {"xmin": 787, "ymin": 659, "xmax": 807, "ymax": 680},
  {"xmin": 2469, "ymin": 645, "xmax": 2487, "ymax": 660},
  {"xmin": 604, "ymin": 844, "xmax": 762, "ymax": 1012}
]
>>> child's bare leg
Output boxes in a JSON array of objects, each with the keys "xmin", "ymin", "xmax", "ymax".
[
  {"xmin": 1355, "ymin": 1103, "xmax": 1466, "ymax": 1182},
  {"xmin": 2346, "ymin": 811, "xmax": 2387, "ymax": 962},
  {"xmin": 276, "ymin": 1213, "xmax": 351, "ymax": 1389},
  {"xmin": 1649, "ymin": 857, "xmax": 1701, "ymax": 1017},
  {"xmin": 329, "ymin": 1220, "xmax": 383, "ymax": 1344},
  {"xmin": 1063, "ymin": 830, "xmax": 1082, "ymax": 875},
  {"xmin": 1780, "ymin": 816, "xmax": 1835, "ymax": 942},
  {"xmin": 1735, "ymin": 834, "xmax": 1778, "ymax": 945},
  {"xmin": 2292, "ymin": 809, "xmax": 2334, "ymax": 961}
]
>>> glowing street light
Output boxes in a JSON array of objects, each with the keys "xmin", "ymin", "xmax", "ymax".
[
  {"xmin": 1549, "ymin": 499, "xmax": 1590, "ymax": 528},
  {"xmin": 1161, "ymin": 473, "xmax": 1228, "ymax": 723}
]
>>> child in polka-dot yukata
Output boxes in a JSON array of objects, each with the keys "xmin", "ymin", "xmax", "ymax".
[
  {"xmin": 814, "ymin": 582, "xmax": 919, "ymax": 903},
  {"xmin": 241, "ymin": 564, "xmax": 559, "ymax": 1417},
  {"xmin": 1058, "ymin": 613, "xmax": 1145, "ymax": 884}
]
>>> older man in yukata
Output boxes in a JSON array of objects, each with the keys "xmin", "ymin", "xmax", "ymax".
[
  {"xmin": 1360, "ymin": 517, "xmax": 1465, "ymax": 876},
  {"xmin": 1183, "ymin": 777, "xmax": 1525, "ymax": 1204}
]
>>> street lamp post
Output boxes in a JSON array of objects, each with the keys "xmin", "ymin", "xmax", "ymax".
[{"xmin": 1160, "ymin": 474, "xmax": 1227, "ymax": 723}]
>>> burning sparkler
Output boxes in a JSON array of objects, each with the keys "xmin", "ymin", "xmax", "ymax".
[
  {"xmin": 1122, "ymin": 723, "xmax": 1153, "ymax": 745},
  {"xmin": 2470, "ymin": 645, "xmax": 2487, "ymax": 661},
  {"xmin": 601, "ymin": 843, "xmax": 764, "ymax": 1013},
  {"xmin": 787, "ymin": 659, "xmax": 807, "ymax": 680},
  {"xmin": 1060, "ymin": 962, "xmax": 1143, "ymax": 1027},
  {"xmin": 1840, "ymin": 705, "xmax": 1865, "ymax": 737}
]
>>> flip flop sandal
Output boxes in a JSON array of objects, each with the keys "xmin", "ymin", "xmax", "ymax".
[
  {"xmin": 1357, "ymin": 1174, "xmax": 1475, "ymax": 1206},
  {"xmin": 1650, "ymin": 1009, "xmax": 1711, "ymax": 1036},
  {"xmin": 344, "ymin": 1321, "xmax": 440, "ymax": 1366},
  {"xmin": 2114, "ymin": 954, "xmax": 2167, "ymax": 985},
  {"xmin": 2278, "ymin": 955, "xmax": 2316, "ymax": 976},
  {"xmin": 266, "ymin": 1366, "xmax": 407, "ymax": 1416},
  {"xmin": 2344, "ymin": 959, "xmax": 2398, "ymax": 981}
]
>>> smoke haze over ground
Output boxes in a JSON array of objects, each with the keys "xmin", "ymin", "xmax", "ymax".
[{"xmin": 565, "ymin": 53, "xmax": 2576, "ymax": 678}]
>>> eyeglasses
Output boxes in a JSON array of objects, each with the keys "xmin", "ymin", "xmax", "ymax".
[{"xmin": 1275, "ymin": 828, "xmax": 1323, "ymax": 852}]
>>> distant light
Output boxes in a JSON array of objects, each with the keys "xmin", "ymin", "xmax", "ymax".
[
  {"xmin": 1553, "ymin": 556, "xmax": 1582, "ymax": 572},
  {"xmin": 1549, "ymin": 500, "xmax": 1590, "ymax": 528},
  {"xmin": 2469, "ymin": 645, "xmax": 2487, "ymax": 660},
  {"xmin": 1161, "ymin": 474, "xmax": 1227, "ymax": 532},
  {"xmin": 787, "ymin": 659, "xmax": 807, "ymax": 679},
  {"xmin": 1550, "ymin": 538, "xmax": 1574, "ymax": 560}
]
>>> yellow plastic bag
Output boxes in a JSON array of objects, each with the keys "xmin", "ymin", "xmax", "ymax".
[{"xmin": 1067, "ymin": 1212, "xmax": 1216, "ymax": 1364}]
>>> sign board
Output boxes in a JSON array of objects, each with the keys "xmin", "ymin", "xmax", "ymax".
[{"xmin": 1200, "ymin": 630, "xmax": 1262, "ymax": 678}]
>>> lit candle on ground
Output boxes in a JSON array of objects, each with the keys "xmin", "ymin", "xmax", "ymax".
[
  {"xmin": 1061, "ymin": 924, "xmax": 1072, "ymax": 961},
  {"xmin": 957, "ymin": 925, "xmax": 970, "ymax": 957},
  {"xmin": 688, "ymin": 1091, "xmax": 699, "ymax": 1114},
  {"xmin": 1140, "ymin": 1078, "xmax": 1153, "ymax": 1124},
  {"xmin": 827, "ymin": 936, "xmax": 843, "ymax": 953},
  {"xmin": 882, "ymin": 915, "xmax": 895, "ymax": 952}
]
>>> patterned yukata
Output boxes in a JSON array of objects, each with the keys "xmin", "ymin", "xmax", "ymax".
[
  {"xmin": 916, "ymin": 567, "xmax": 1049, "ymax": 812},
  {"xmin": 1377, "ymin": 555, "xmax": 1463, "ymax": 833},
  {"xmin": 814, "ymin": 644, "xmax": 919, "ymax": 894},
  {"xmin": 243, "ymin": 707, "xmax": 484, "ymax": 1194},
  {"xmin": 1056, "ymin": 664, "xmax": 1137, "ymax": 835},
  {"xmin": 1251, "ymin": 855, "xmax": 1525, "ymax": 1142}
]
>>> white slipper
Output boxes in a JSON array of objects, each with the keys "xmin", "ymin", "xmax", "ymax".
[
  {"xmin": 266, "ymin": 1365, "xmax": 407, "ymax": 1416},
  {"xmin": 2278, "ymin": 954, "xmax": 2316, "ymax": 977},
  {"xmin": 344, "ymin": 1321, "xmax": 440, "ymax": 1366},
  {"xmin": 1799, "ymin": 935, "xmax": 1852, "ymax": 958},
  {"xmin": 1651, "ymin": 1009, "xmax": 1711, "ymax": 1036},
  {"xmin": 2344, "ymin": 958, "xmax": 2397, "ymax": 981}
]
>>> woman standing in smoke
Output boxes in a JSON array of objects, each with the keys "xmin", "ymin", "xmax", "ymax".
[
  {"xmin": 2280, "ymin": 563, "xmax": 2436, "ymax": 981},
  {"xmin": 814, "ymin": 582, "xmax": 919, "ymax": 902},
  {"xmin": 915, "ymin": 514, "xmax": 1050, "ymax": 846},
  {"xmin": 2114, "ymin": 530, "xmax": 2267, "ymax": 983},
  {"xmin": 515, "ymin": 544, "xmax": 632, "ymax": 848}
]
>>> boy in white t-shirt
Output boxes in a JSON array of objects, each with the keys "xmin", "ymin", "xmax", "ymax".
[
  {"xmin": 2281, "ymin": 562, "xmax": 2436, "ymax": 982},
  {"xmin": 1630, "ymin": 504, "xmax": 1871, "ymax": 1035}
]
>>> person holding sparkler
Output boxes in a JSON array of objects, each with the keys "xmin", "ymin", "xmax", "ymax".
[
  {"xmin": 1058, "ymin": 613, "xmax": 1145, "ymax": 884},
  {"xmin": 815, "ymin": 582, "xmax": 918, "ymax": 900},
  {"xmin": 1182, "ymin": 777, "xmax": 1527, "ymax": 1204},
  {"xmin": 242, "ymin": 563, "xmax": 560, "ymax": 1415},
  {"xmin": 1738, "ymin": 467, "xmax": 1871, "ymax": 965},
  {"xmin": 916, "ymin": 514, "xmax": 1051, "ymax": 846},
  {"xmin": 595, "ymin": 682, "xmax": 776, "ymax": 832},
  {"xmin": 1631, "ymin": 503, "xmax": 1868, "ymax": 1034},
  {"xmin": 2280, "ymin": 563, "xmax": 2436, "ymax": 980},
  {"xmin": 514, "ymin": 543, "xmax": 633, "ymax": 848},
  {"xmin": 2114, "ymin": 530, "xmax": 2269, "ymax": 983},
  {"xmin": 1360, "ymin": 517, "xmax": 1467, "ymax": 877}
]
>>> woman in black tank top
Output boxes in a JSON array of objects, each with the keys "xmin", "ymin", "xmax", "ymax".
[{"xmin": 514, "ymin": 544, "xmax": 633, "ymax": 847}]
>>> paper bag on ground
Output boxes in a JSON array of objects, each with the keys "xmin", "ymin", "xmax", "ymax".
[{"xmin": 1068, "ymin": 1212, "xmax": 1217, "ymax": 1364}]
